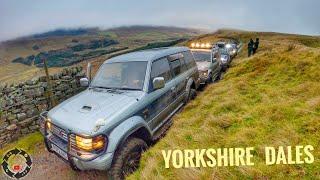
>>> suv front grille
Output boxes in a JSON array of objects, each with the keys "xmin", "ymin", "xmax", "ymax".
[{"xmin": 50, "ymin": 124, "xmax": 68, "ymax": 142}]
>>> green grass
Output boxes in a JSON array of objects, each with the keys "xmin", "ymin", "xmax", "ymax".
[
  {"xmin": 129, "ymin": 31, "xmax": 320, "ymax": 179},
  {"xmin": 0, "ymin": 132, "xmax": 43, "ymax": 160}
]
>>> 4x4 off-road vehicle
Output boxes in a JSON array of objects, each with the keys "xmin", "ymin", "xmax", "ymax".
[
  {"xmin": 39, "ymin": 47, "xmax": 200, "ymax": 179},
  {"xmin": 189, "ymin": 43, "xmax": 222, "ymax": 84}
]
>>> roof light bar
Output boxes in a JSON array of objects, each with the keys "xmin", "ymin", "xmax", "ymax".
[{"xmin": 190, "ymin": 42, "xmax": 212, "ymax": 49}]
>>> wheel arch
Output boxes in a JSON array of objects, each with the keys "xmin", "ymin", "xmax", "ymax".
[{"xmin": 106, "ymin": 116, "xmax": 152, "ymax": 153}]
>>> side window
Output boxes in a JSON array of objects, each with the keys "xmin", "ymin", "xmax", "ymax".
[
  {"xmin": 180, "ymin": 56, "xmax": 188, "ymax": 72},
  {"xmin": 169, "ymin": 59, "xmax": 181, "ymax": 77},
  {"xmin": 150, "ymin": 57, "xmax": 172, "ymax": 82},
  {"xmin": 182, "ymin": 51, "xmax": 196, "ymax": 69}
]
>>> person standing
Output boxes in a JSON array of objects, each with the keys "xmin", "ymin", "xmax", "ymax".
[
  {"xmin": 248, "ymin": 39, "xmax": 254, "ymax": 57},
  {"xmin": 253, "ymin": 38, "xmax": 259, "ymax": 54}
]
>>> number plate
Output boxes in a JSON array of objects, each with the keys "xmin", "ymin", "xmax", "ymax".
[{"xmin": 51, "ymin": 144, "xmax": 68, "ymax": 161}]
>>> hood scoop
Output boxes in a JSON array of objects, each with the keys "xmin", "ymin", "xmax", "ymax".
[{"xmin": 79, "ymin": 105, "xmax": 92, "ymax": 113}]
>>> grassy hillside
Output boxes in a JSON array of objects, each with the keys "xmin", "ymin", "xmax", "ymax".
[
  {"xmin": 129, "ymin": 30, "xmax": 320, "ymax": 179},
  {"xmin": 0, "ymin": 26, "xmax": 201, "ymax": 84}
]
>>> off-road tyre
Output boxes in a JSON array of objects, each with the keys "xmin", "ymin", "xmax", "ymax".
[
  {"xmin": 188, "ymin": 88, "xmax": 197, "ymax": 101},
  {"xmin": 108, "ymin": 138, "xmax": 147, "ymax": 180},
  {"xmin": 214, "ymin": 72, "xmax": 222, "ymax": 82}
]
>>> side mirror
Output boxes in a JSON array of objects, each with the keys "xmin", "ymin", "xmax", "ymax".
[
  {"xmin": 80, "ymin": 77, "xmax": 89, "ymax": 87},
  {"xmin": 153, "ymin": 77, "xmax": 165, "ymax": 90}
]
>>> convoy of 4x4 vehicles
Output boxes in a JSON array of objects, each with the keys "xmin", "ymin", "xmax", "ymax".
[{"xmin": 40, "ymin": 41, "xmax": 239, "ymax": 179}]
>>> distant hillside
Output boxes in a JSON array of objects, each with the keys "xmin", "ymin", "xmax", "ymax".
[
  {"xmin": 0, "ymin": 25, "xmax": 202, "ymax": 84},
  {"xmin": 30, "ymin": 28, "xmax": 98, "ymax": 39},
  {"xmin": 129, "ymin": 30, "xmax": 320, "ymax": 179}
]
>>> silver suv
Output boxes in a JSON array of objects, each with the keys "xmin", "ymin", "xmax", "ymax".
[
  {"xmin": 40, "ymin": 47, "xmax": 199, "ymax": 179},
  {"xmin": 191, "ymin": 48, "xmax": 221, "ymax": 84}
]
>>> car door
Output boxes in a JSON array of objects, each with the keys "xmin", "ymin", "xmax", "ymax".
[
  {"xmin": 183, "ymin": 50, "xmax": 199, "ymax": 85},
  {"xmin": 168, "ymin": 53, "xmax": 187, "ymax": 108},
  {"xmin": 147, "ymin": 57, "xmax": 175, "ymax": 130}
]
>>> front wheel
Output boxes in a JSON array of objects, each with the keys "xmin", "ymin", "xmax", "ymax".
[
  {"xmin": 109, "ymin": 138, "xmax": 147, "ymax": 180},
  {"xmin": 214, "ymin": 72, "xmax": 222, "ymax": 82},
  {"xmin": 186, "ymin": 87, "xmax": 197, "ymax": 103}
]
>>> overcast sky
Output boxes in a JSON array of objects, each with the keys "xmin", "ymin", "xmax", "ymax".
[{"xmin": 0, "ymin": 0, "xmax": 319, "ymax": 41}]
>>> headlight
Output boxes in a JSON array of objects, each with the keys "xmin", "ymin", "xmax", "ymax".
[
  {"xmin": 75, "ymin": 135, "xmax": 106, "ymax": 151},
  {"xmin": 221, "ymin": 57, "xmax": 227, "ymax": 63},
  {"xmin": 46, "ymin": 120, "xmax": 52, "ymax": 131},
  {"xmin": 226, "ymin": 44, "xmax": 231, "ymax": 49},
  {"xmin": 200, "ymin": 71, "xmax": 208, "ymax": 77}
]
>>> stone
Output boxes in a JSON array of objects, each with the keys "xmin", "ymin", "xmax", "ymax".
[
  {"xmin": 6, "ymin": 124, "xmax": 17, "ymax": 131},
  {"xmin": 21, "ymin": 128, "xmax": 29, "ymax": 134},
  {"xmin": 62, "ymin": 75, "xmax": 71, "ymax": 80},
  {"xmin": 55, "ymin": 91, "xmax": 62, "ymax": 97},
  {"xmin": 22, "ymin": 105, "xmax": 34, "ymax": 111},
  {"xmin": 40, "ymin": 82, "xmax": 48, "ymax": 88},
  {"xmin": 35, "ymin": 87, "xmax": 44, "ymax": 97},
  {"xmin": 29, "ymin": 125, "xmax": 38, "ymax": 131},
  {"xmin": 11, "ymin": 133, "xmax": 20, "ymax": 141},
  {"xmin": 7, "ymin": 114, "xmax": 16, "ymax": 121},
  {"xmin": 0, "ymin": 135, "xmax": 6, "ymax": 141},
  {"xmin": 57, "ymin": 84, "xmax": 68, "ymax": 91},
  {"xmin": 39, "ymin": 76, "xmax": 47, "ymax": 82},
  {"xmin": 26, "ymin": 108, "xmax": 38, "ymax": 118},
  {"xmin": 53, "ymin": 74, "xmax": 59, "ymax": 80},
  {"xmin": 18, "ymin": 116, "xmax": 37, "ymax": 127},
  {"xmin": 11, "ymin": 119, "xmax": 18, "ymax": 124},
  {"xmin": 17, "ymin": 113, "xmax": 27, "ymax": 121},
  {"xmin": 13, "ymin": 95, "xmax": 25, "ymax": 103},
  {"xmin": 0, "ymin": 122, "xmax": 8, "ymax": 132},
  {"xmin": 12, "ymin": 108, "xmax": 21, "ymax": 114},
  {"xmin": 24, "ymin": 89, "xmax": 34, "ymax": 97},
  {"xmin": 6, "ymin": 98, "xmax": 14, "ymax": 106},
  {"xmin": 26, "ymin": 80, "xmax": 34, "ymax": 86}
]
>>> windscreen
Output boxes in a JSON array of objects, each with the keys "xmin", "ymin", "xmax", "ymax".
[
  {"xmin": 91, "ymin": 61, "xmax": 148, "ymax": 90},
  {"xmin": 191, "ymin": 51, "xmax": 211, "ymax": 62}
]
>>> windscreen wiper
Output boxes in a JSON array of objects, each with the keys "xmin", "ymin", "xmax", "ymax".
[
  {"xmin": 90, "ymin": 86, "xmax": 113, "ymax": 90},
  {"xmin": 119, "ymin": 87, "xmax": 140, "ymax": 91}
]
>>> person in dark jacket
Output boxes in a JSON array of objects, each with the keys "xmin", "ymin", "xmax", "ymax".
[
  {"xmin": 253, "ymin": 38, "xmax": 259, "ymax": 54},
  {"xmin": 248, "ymin": 39, "xmax": 254, "ymax": 57}
]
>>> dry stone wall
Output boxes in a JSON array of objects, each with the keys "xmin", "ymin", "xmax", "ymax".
[{"xmin": 0, "ymin": 66, "xmax": 85, "ymax": 147}]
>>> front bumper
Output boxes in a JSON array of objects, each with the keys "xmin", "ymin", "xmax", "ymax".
[
  {"xmin": 40, "ymin": 112, "xmax": 113, "ymax": 171},
  {"xmin": 72, "ymin": 151, "xmax": 113, "ymax": 170},
  {"xmin": 199, "ymin": 72, "xmax": 210, "ymax": 84},
  {"xmin": 45, "ymin": 136, "xmax": 114, "ymax": 171}
]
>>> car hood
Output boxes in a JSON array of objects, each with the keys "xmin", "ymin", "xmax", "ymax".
[
  {"xmin": 48, "ymin": 89, "xmax": 144, "ymax": 135},
  {"xmin": 196, "ymin": 61, "xmax": 210, "ymax": 71}
]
